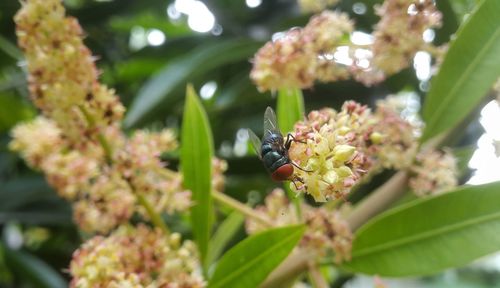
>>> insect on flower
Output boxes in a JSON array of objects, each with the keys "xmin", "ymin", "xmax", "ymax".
[{"xmin": 248, "ymin": 107, "xmax": 310, "ymax": 188}]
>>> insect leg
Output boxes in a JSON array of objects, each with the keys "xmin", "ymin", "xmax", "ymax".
[
  {"xmin": 284, "ymin": 133, "xmax": 306, "ymax": 149},
  {"xmin": 291, "ymin": 161, "xmax": 314, "ymax": 173},
  {"xmin": 290, "ymin": 175, "xmax": 305, "ymax": 190}
]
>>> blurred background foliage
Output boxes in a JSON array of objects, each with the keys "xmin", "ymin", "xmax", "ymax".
[{"xmin": 0, "ymin": 0, "xmax": 497, "ymax": 287}]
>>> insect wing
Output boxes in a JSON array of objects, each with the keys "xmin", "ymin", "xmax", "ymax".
[
  {"xmin": 247, "ymin": 129, "xmax": 263, "ymax": 159},
  {"xmin": 263, "ymin": 106, "xmax": 281, "ymax": 137}
]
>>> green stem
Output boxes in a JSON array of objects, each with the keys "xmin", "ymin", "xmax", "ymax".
[
  {"xmin": 346, "ymin": 170, "xmax": 409, "ymax": 230},
  {"xmin": 97, "ymin": 134, "xmax": 113, "ymax": 164},
  {"xmin": 211, "ymin": 190, "xmax": 274, "ymax": 227},
  {"xmin": 308, "ymin": 263, "xmax": 329, "ymax": 288},
  {"xmin": 136, "ymin": 194, "xmax": 170, "ymax": 235},
  {"xmin": 78, "ymin": 104, "xmax": 169, "ymax": 234},
  {"xmin": 77, "ymin": 105, "xmax": 112, "ymax": 163},
  {"xmin": 261, "ymin": 249, "xmax": 311, "ymax": 288},
  {"xmin": 285, "ymin": 185, "xmax": 303, "ymax": 220}
]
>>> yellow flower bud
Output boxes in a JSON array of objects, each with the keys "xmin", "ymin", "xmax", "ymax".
[
  {"xmin": 333, "ymin": 145, "xmax": 356, "ymax": 162},
  {"xmin": 370, "ymin": 132, "xmax": 384, "ymax": 144},
  {"xmin": 323, "ymin": 171, "xmax": 339, "ymax": 184}
]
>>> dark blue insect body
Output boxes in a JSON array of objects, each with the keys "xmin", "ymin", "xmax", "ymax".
[{"xmin": 248, "ymin": 107, "xmax": 297, "ymax": 182}]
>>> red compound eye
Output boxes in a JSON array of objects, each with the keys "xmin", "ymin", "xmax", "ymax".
[{"xmin": 271, "ymin": 164, "xmax": 294, "ymax": 182}]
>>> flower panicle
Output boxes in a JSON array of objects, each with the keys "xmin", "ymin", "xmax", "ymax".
[
  {"xmin": 15, "ymin": 0, "xmax": 124, "ymax": 148},
  {"xmin": 372, "ymin": 0, "xmax": 442, "ymax": 74},
  {"xmin": 288, "ymin": 98, "xmax": 422, "ymax": 202},
  {"xmin": 409, "ymin": 149, "xmax": 458, "ymax": 196},
  {"xmin": 70, "ymin": 224, "xmax": 205, "ymax": 288},
  {"xmin": 11, "ymin": 0, "xmax": 227, "ymax": 234},
  {"xmin": 288, "ymin": 101, "xmax": 375, "ymax": 201},
  {"xmin": 250, "ymin": 11, "xmax": 353, "ymax": 92},
  {"xmin": 251, "ymin": 0, "xmax": 443, "ymax": 91},
  {"xmin": 246, "ymin": 189, "xmax": 353, "ymax": 263},
  {"xmin": 371, "ymin": 97, "xmax": 419, "ymax": 169}
]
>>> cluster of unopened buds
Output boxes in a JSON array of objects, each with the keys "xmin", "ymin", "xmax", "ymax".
[
  {"xmin": 409, "ymin": 149, "xmax": 458, "ymax": 196},
  {"xmin": 286, "ymin": 96, "xmax": 457, "ymax": 201},
  {"xmin": 251, "ymin": 0, "xmax": 443, "ymax": 91},
  {"xmin": 70, "ymin": 224, "xmax": 204, "ymax": 288},
  {"xmin": 250, "ymin": 11, "xmax": 354, "ymax": 92},
  {"xmin": 287, "ymin": 99, "xmax": 418, "ymax": 201},
  {"xmin": 246, "ymin": 189, "xmax": 353, "ymax": 263}
]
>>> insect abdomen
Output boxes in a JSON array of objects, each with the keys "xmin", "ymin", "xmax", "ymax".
[{"xmin": 262, "ymin": 150, "xmax": 289, "ymax": 171}]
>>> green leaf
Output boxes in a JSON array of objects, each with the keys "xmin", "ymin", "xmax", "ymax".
[
  {"xmin": 276, "ymin": 88, "xmax": 305, "ymax": 218},
  {"xmin": 209, "ymin": 225, "xmax": 305, "ymax": 288},
  {"xmin": 0, "ymin": 211, "xmax": 72, "ymax": 226},
  {"xmin": 452, "ymin": 146, "xmax": 475, "ymax": 179},
  {"xmin": 343, "ymin": 181, "xmax": 500, "ymax": 276},
  {"xmin": 124, "ymin": 39, "xmax": 260, "ymax": 127},
  {"xmin": 214, "ymin": 72, "xmax": 254, "ymax": 110},
  {"xmin": 435, "ymin": 0, "xmax": 459, "ymax": 45},
  {"xmin": 0, "ymin": 93, "xmax": 35, "ymax": 132},
  {"xmin": 0, "ymin": 178, "xmax": 56, "ymax": 211},
  {"xmin": 0, "ymin": 244, "xmax": 12, "ymax": 284},
  {"xmin": 206, "ymin": 211, "xmax": 245, "ymax": 269},
  {"xmin": 109, "ymin": 12, "xmax": 192, "ymax": 37},
  {"xmin": 180, "ymin": 85, "xmax": 214, "ymax": 265},
  {"xmin": 0, "ymin": 35, "xmax": 23, "ymax": 60},
  {"xmin": 276, "ymin": 88, "xmax": 304, "ymax": 133},
  {"xmin": 4, "ymin": 248, "xmax": 66, "ymax": 288},
  {"xmin": 421, "ymin": 0, "xmax": 500, "ymax": 143}
]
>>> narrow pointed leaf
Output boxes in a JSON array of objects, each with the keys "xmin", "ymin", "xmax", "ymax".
[
  {"xmin": 124, "ymin": 39, "xmax": 260, "ymax": 127},
  {"xmin": 181, "ymin": 85, "xmax": 214, "ymax": 265},
  {"xmin": 343, "ymin": 181, "xmax": 500, "ymax": 276},
  {"xmin": 209, "ymin": 225, "xmax": 305, "ymax": 288},
  {"xmin": 276, "ymin": 88, "xmax": 304, "ymax": 133},
  {"xmin": 206, "ymin": 211, "xmax": 245, "ymax": 268},
  {"xmin": 421, "ymin": 0, "xmax": 500, "ymax": 143},
  {"xmin": 276, "ymin": 88, "xmax": 305, "ymax": 216},
  {"xmin": 5, "ymin": 248, "xmax": 66, "ymax": 288}
]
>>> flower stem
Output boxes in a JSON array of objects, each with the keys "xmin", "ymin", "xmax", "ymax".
[
  {"xmin": 77, "ymin": 105, "xmax": 112, "ymax": 163},
  {"xmin": 308, "ymin": 263, "xmax": 329, "ymax": 288},
  {"xmin": 346, "ymin": 170, "xmax": 409, "ymax": 230},
  {"xmin": 78, "ymin": 104, "xmax": 169, "ymax": 234},
  {"xmin": 285, "ymin": 185, "xmax": 303, "ymax": 220},
  {"xmin": 261, "ymin": 249, "xmax": 311, "ymax": 288},
  {"xmin": 211, "ymin": 190, "xmax": 274, "ymax": 227},
  {"xmin": 136, "ymin": 194, "xmax": 170, "ymax": 235}
]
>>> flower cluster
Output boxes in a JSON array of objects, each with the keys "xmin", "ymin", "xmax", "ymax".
[
  {"xmin": 246, "ymin": 189, "xmax": 353, "ymax": 263},
  {"xmin": 115, "ymin": 130, "xmax": 192, "ymax": 218},
  {"xmin": 9, "ymin": 116, "xmax": 186, "ymax": 233},
  {"xmin": 409, "ymin": 149, "xmax": 458, "ymax": 196},
  {"xmin": 15, "ymin": 0, "xmax": 124, "ymax": 147},
  {"xmin": 11, "ymin": 0, "xmax": 228, "ymax": 234},
  {"xmin": 250, "ymin": 11, "xmax": 353, "ymax": 92},
  {"xmin": 251, "ymin": 0, "xmax": 442, "ymax": 91},
  {"xmin": 287, "ymin": 99, "xmax": 424, "ymax": 201},
  {"xmin": 371, "ymin": 98, "xmax": 419, "ymax": 169},
  {"xmin": 372, "ymin": 0, "xmax": 442, "ymax": 74},
  {"xmin": 70, "ymin": 225, "xmax": 205, "ymax": 288},
  {"xmin": 245, "ymin": 189, "xmax": 299, "ymax": 233},
  {"xmin": 288, "ymin": 102, "xmax": 375, "ymax": 201}
]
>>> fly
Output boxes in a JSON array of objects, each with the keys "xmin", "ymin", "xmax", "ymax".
[{"xmin": 247, "ymin": 107, "xmax": 310, "ymax": 187}]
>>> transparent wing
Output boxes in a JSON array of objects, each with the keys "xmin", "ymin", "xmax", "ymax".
[
  {"xmin": 263, "ymin": 106, "xmax": 280, "ymax": 137},
  {"xmin": 247, "ymin": 128, "xmax": 262, "ymax": 159}
]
